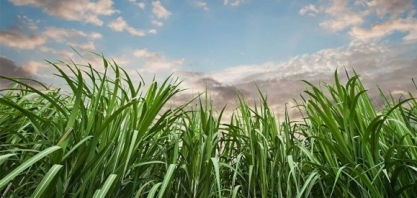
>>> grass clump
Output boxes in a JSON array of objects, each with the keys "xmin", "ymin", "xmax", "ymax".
[{"xmin": 0, "ymin": 55, "xmax": 416, "ymax": 197}]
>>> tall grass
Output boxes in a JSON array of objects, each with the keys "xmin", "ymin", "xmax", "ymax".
[{"xmin": 0, "ymin": 55, "xmax": 416, "ymax": 197}]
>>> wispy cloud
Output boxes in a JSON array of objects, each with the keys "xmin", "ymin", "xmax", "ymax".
[
  {"xmin": 299, "ymin": 4, "xmax": 320, "ymax": 16},
  {"xmin": 129, "ymin": 0, "xmax": 145, "ymax": 9},
  {"xmin": 67, "ymin": 41, "xmax": 96, "ymax": 51},
  {"xmin": 39, "ymin": 46, "xmax": 75, "ymax": 58},
  {"xmin": 350, "ymin": 16, "xmax": 417, "ymax": 41},
  {"xmin": 108, "ymin": 16, "xmax": 146, "ymax": 37},
  {"xmin": 300, "ymin": 0, "xmax": 417, "ymax": 43},
  {"xmin": 366, "ymin": 0, "xmax": 414, "ymax": 18},
  {"xmin": 152, "ymin": 1, "xmax": 171, "ymax": 19},
  {"xmin": 9, "ymin": 0, "xmax": 119, "ymax": 26},
  {"xmin": 196, "ymin": 1, "xmax": 209, "ymax": 11},
  {"xmin": 224, "ymin": 0, "xmax": 244, "ymax": 7},
  {"xmin": 17, "ymin": 15, "xmax": 40, "ymax": 30},
  {"xmin": 151, "ymin": 20, "xmax": 164, "ymax": 27},
  {"xmin": 43, "ymin": 27, "xmax": 102, "ymax": 42}
]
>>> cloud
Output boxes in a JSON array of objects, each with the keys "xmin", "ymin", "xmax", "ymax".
[
  {"xmin": 349, "ymin": 17, "xmax": 417, "ymax": 41},
  {"xmin": 0, "ymin": 56, "xmax": 32, "ymax": 79},
  {"xmin": 174, "ymin": 40, "xmax": 417, "ymax": 120},
  {"xmin": 129, "ymin": 0, "xmax": 145, "ymax": 9},
  {"xmin": 300, "ymin": 0, "xmax": 417, "ymax": 43},
  {"xmin": 17, "ymin": 15, "xmax": 40, "ymax": 30},
  {"xmin": 90, "ymin": 32, "xmax": 103, "ymax": 40},
  {"xmin": 133, "ymin": 48, "xmax": 185, "ymax": 74},
  {"xmin": 138, "ymin": 2, "xmax": 146, "ymax": 9},
  {"xmin": 148, "ymin": 29, "xmax": 157, "ymax": 34},
  {"xmin": 152, "ymin": 1, "xmax": 171, "ymax": 19},
  {"xmin": 299, "ymin": 0, "xmax": 366, "ymax": 31},
  {"xmin": 108, "ymin": 16, "xmax": 146, "ymax": 37},
  {"xmin": 108, "ymin": 17, "xmax": 127, "ymax": 31},
  {"xmin": 133, "ymin": 49, "xmax": 155, "ymax": 58},
  {"xmin": 299, "ymin": 4, "xmax": 320, "ymax": 16},
  {"xmin": 20, "ymin": 61, "xmax": 46, "ymax": 75},
  {"xmin": 367, "ymin": 0, "xmax": 413, "ymax": 18},
  {"xmin": 0, "ymin": 25, "xmax": 102, "ymax": 52},
  {"xmin": 319, "ymin": 0, "xmax": 364, "ymax": 32},
  {"xmin": 0, "ymin": 56, "xmax": 48, "ymax": 89},
  {"xmin": 43, "ymin": 27, "xmax": 102, "ymax": 42},
  {"xmin": 9, "ymin": 0, "xmax": 119, "ymax": 26},
  {"xmin": 0, "ymin": 15, "xmax": 102, "ymax": 50},
  {"xmin": 0, "ymin": 30, "xmax": 46, "ymax": 50},
  {"xmin": 224, "ymin": 0, "xmax": 244, "ymax": 7},
  {"xmin": 196, "ymin": 1, "xmax": 209, "ymax": 10},
  {"xmin": 152, "ymin": 20, "xmax": 164, "ymax": 27},
  {"xmin": 39, "ymin": 46, "xmax": 75, "ymax": 58},
  {"xmin": 40, "ymin": 27, "xmax": 101, "ymax": 59},
  {"xmin": 67, "ymin": 41, "xmax": 96, "ymax": 51}
]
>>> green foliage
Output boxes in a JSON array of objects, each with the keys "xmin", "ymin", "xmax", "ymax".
[{"xmin": 0, "ymin": 55, "xmax": 416, "ymax": 197}]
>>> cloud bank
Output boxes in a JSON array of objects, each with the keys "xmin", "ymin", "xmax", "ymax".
[
  {"xmin": 174, "ymin": 39, "xmax": 416, "ymax": 120},
  {"xmin": 9, "ymin": 0, "xmax": 119, "ymax": 26}
]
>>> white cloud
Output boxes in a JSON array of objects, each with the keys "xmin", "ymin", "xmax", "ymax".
[
  {"xmin": 319, "ymin": 0, "xmax": 364, "ymax": 31},
  {"xmin": 108, "ymin": 17, "xmax": 127, "ymax": 31},
  {"xmin": 0, "ymin": 30, "xmax": 46, "ymax": 50},
  {"xmin": 126, "ymin": 27, "xmax": 146, "ymax": 37},
  {"xmin": 111, "ymin": 56, "xmax": 131, "ymax": 67},
  {"xmin": 300, "ymin": 0, "xmax": 417, "ymax": 42},
  {"xmin": 0, "ymin": 24, "xmax": 102, "ymax": 53},
  {"xmin": 138, "ymin": 2, "xmax": 145, "ymax": 9},
  {"xmin": 43, "ymin": 27, "xmax": 85, "ymax": 42},
  {"xmin": 133, "ymin": 48, "xmax": 185, "ymax": 73},
  {"xmin": 300, "ymin": 0, "xmax": 365, "ymax": 31},
  {"xmin": 299, "ymin": 4, "xmax": 320, "ymax": 16},
  {"xmin": 224, "ymin": 0, "xmax": 244, "ymax": 6},
  {"xmin": 148, "ymin": 29, "xmax": 157, "ymax": 34},
  {"xmin": 21, "ymin": 61, "xmax": 46, "ymax": 75},
  {"xmin": 152, "ymin": 1, "xmax": 171, "ymax": 19},
  {"xmin": 349, "ymin": 17, "xmax": 417, "ymax": 41},
  {"xmin": 90, "ymin": 32, "xmax": 103, "ymax": 39},
  {"xmin": 196, "ymin": 1, "xmax": 209, "ymax": 10},
  {"xmin": 39, "ymin": 46, "xmax": 74, "ymax": 57},
  {"xmin": 67, "ymin": 41, "xmax": 96, "ymax": 51},
  {"xmin": 17, "ymin": 15, "xmax": 40, "ymax": 30},
  {"xmin": 152, "ymin": 20, "xmax": 164, "ymax": 27},
  {"xmin": 108, "ymin": 17, "xmax": 146, "ymax": 37},
  {"xmin": 367, "ymin": 0, "xmax": 413, "ymax": 18},
  {"xmin": 129, "ymin": 0, "xmax": 145, "ymax": 9},
  {"xmin": 42, "ymin": 27, "xmax": 101, "ymax": 55},
  {"xmin": 9, "ymin": 0, "xmax": 119, "ymax": 26},
  {"xmin": 134, "ymin": 48, "xmax": 159, "ymax": 58},
  {"xmin": 319, "ymin": 14, "xmax": 364, "ymax": 32}
]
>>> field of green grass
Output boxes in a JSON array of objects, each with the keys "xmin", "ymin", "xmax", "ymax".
[{"xmin": 1, "ymin": 55, "xmax": 416, "ymax": 197}]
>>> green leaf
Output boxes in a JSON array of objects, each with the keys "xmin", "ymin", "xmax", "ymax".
[
  {"xmin": 93, "ymin": 174, "xmax": 117, "ymax": 198},
  {"xmin": 30, "ymin": 164, "xmax": 63, "ymax": 198},
  {"xmin": 157, "ymin": 164, "xmax": 176, "ymax": 198},
  {"xmin": 0, "ymin": 146, "xmax": 61, "ymax": 190}
]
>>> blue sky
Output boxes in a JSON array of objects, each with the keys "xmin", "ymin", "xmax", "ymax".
[
  {"xmin": 1, "ymin": 0, "xmax": 416, "ymax": 118},
  {"xmin": 1, "ymin": 0, "xmax": 347, "ymax": 70}
]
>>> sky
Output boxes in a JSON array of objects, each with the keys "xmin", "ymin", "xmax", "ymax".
[{"xmin": 1, "ymin": 0, "xmax": 416, "ymax": 119}]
